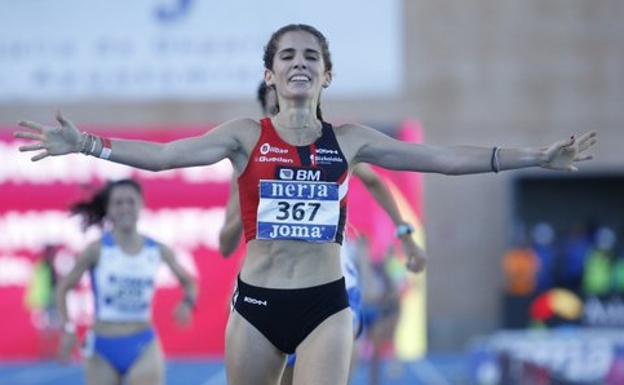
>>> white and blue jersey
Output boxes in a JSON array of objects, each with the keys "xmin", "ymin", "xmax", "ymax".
[
  {"xmin": 286, "ymin": 240, "xmax": 363, "ymax": 367},
  {"xmin": 90, "ymin": 233, "xmax": 161, "ymax": 323},
  {"xmin": 340, "ymin": 241, "xmax": 363, "ymax": 336}
]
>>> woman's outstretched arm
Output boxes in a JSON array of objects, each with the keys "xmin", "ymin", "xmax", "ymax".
[
  {"xmin": 16, "ymin": 111, "xmax": 256, "ymax": 171},
  {"xmin": 339, "ymin": 123, "xmax": 596, "ymax": 175}
]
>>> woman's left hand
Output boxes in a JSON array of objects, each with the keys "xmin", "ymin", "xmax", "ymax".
[
  {"xmin": 540, "ymin": 131, "xmax": 597, "ymax": 171},
  {"xmin": 57, "ymin": 331, "xmax": 77, "ymax": 365}
]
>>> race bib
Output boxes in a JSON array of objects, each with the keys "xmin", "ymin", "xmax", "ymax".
[
  {"xmin": 103, "ymin": 275, "xmax": 152, "ymax": 312},
  {"xmin": 256, "ymin": 179, "xmax": 340, "ymax": 242}
]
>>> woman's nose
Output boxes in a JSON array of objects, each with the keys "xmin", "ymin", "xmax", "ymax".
[{"xmin": 293, "ymin": 55, "xmax": 307, "ymax": 69}]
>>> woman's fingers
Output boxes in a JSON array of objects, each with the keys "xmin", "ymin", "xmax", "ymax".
[
  {"xmin": 563, "ymin": 136, "xmax": 575, "ymax": 147},
  {"xmin": 56, "ymin": 110, "xmax": 70, "ymax": 126},
  {"xmin": 18, "ymin": 120, "xmax": 46, "ymax": 132},
  {"xmin": 577, "ymin": 131, "xmax": 597, "ymax": 145},
  {"xmin": 573, "ymin": 131, "xmax": 597, "ymax": 152},
  {"xmin": 31, "ymin": 151, "xmax": 49, "ymax": 162},
  {"xmin": 574, "ymin": 155, "xmax": 593, "ymax": 162},
  {"xmin": 550, "ymin": 136, "xmax": 574, "ymax": 154},
  {"xmin": 579, "ymin": 138, "xmax": 597, "ymax": 152},
  {"xmin": 18, "ymin": 143, "xmax": 47, "ymax": 152},
  {"xmin": 14, "ymin": 131, "xmax": 44, "ymax": 141}
]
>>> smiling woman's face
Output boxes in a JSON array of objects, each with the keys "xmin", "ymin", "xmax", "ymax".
[
  {"xmin": 106, "ymin": 185, "xmax": 143, "ymax": 231},
  {"xmin": 265, "ymin": 30, "xmax": 331, "ymax": 103}
]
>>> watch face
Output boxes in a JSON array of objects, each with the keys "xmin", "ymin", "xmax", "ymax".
[{"xmin": 397, "ymin": 224, "xmax": 414, "ymax": 236}]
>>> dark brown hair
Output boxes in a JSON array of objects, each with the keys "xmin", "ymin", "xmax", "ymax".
[{"xmin": 70, "ymin": 179, "xmax": 142, "ymax": 229}]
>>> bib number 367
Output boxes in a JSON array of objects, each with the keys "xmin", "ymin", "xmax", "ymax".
[{"xmin": 275, "ymin": 201, "xmax": 321, "ymax": 221}]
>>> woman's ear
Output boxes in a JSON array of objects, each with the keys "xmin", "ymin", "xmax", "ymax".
[
  {"xmin": 264, "ymin": 69, "xmax": 275, "ymax": 87},
  {"xmin": 322, "ymin": 71, "xmax": 333, "ymax": 88}
]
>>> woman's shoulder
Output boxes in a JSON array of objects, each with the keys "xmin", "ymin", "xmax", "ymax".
[
  {"xmin": 211, "ymin": 118, "xmax": 262, "ymax": 146},
  {"xmin": 86, "ymin": 238, "xmax": 104, "ymax": 251},
  {"xmin": 332, "ymin": 122, "xmax": 380, "ymax": 149},
  {"xmin": 332, "ymin": 122, "xmax": 374, "ymax": 136},
  {"xmin": 79, "ymin": 239, "xmax": 102, "ymax": 265},
  {"xmin": 215, "ymin": 118, "xmax": 262, "ymax": 132}
]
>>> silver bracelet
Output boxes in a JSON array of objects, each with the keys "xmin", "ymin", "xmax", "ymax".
[
  {"xmin": 89, "ymin": 135, "xmax": 98, "ymax": 155},
  {"xmin": 80, "ymin": 133, "xmax": 92, "ymax": 155},
  {"xmin": 79, "ymin": 133, "xmax": 100, "ymax": 156},
  {"xmin": 494, "ymin": 146, "xmax": 502, "ymax": 173},
  {"xmin": 491, "ymin": 146, "xmax": 502, "ymax": 173}
]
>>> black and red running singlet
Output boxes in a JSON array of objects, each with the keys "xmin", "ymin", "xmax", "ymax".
[{"xmin": 238, "ymin": 118, "xmax": 349, "ymax": 244}]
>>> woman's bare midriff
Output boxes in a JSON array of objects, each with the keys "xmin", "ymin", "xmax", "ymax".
[
  {"xmin": 93, "ymin": 321, "xmax": 152, "ymax": 336},
  {"xmin": 240, "ymin": 239, "xmax": 342, "ymax": 288}
]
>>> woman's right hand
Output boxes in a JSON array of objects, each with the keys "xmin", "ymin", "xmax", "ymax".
[
  {"xmin": 15, "ymin": 111, "xmax": 82, "ymax": 161},
  {"xmin": 173, "ymin": 301, "xmax": 194, "ymax": 328},
  {"xmin": 57, "ymin": 330, "xmax": 78, "ymax": 365},
  {"xmin": 399, "ymin": 236, "xmax": 427, "ymax": 273}
]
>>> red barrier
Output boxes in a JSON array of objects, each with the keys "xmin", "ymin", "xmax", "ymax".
[{"xmin": 0, "ymin": 124, "xmax": 422, "ymax": 359}]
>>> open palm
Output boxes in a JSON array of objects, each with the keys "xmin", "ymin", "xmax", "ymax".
[
  {"xmin": 541, "ymin": 131, "xmax": 597, "ymax": 171},
  {"xmin": 15, "ymin": 112, "xmax": 81, "ymax": 161}
]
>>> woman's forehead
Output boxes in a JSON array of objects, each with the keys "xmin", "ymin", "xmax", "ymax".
[
  {"xmin": 276, "ymin": 30, "xmax": 321, "ymax": 52},
  {"xmin": 110, "ymin": 185, "xmax": 141, "ymax": 199}
]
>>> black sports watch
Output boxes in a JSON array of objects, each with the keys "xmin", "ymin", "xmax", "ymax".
[{"xmin": 395, "ymin": 223, "xmax": 414, "ymax": 238}]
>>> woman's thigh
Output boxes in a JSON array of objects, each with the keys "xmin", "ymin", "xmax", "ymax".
[
  {"xmin": 226, "ymin": 310, "xmax": 287, "ymax": 385},
  {"xmin": 292, "ymin": 308, "xmax": 353, "ymax": 385},
  {"xmin": 126, "ymin": 340, "xmax": 164, "ymax": 385},
  {"xmin": 85, "ymin": 354, "xmax": 120, "ymax": 385}
]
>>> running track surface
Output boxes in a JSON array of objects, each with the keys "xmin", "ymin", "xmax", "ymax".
[{"xmin": 0, "ymin": 355, "xmax": 468, "ymax": 385}]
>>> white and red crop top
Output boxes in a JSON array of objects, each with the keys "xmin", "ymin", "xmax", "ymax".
[{"xmin": 238, "ymin": 118, "xmax": 349, "ymax": 244}]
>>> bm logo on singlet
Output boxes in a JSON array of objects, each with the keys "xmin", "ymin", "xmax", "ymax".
[{"xmin": 277, "ymin": 167, "xmax": 321, "ymax": 181}]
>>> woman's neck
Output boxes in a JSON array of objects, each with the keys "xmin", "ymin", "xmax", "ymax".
[
  {"xmin": 112, "ymin": 227, "xmax": 141, "ymax": 246},
  {"xmin": 272, "ymin": 110, "xmax": 322, "ymax": 146},
  {"xmin": 279, "ymin": 109, "xmax": 316, "ymax": 128},
  {"xmin": 275, "ymin": 97, "xmax": 321, "ymax": 130}
]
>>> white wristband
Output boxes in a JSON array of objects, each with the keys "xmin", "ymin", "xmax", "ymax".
[{"xmin": 99, "ymin": 137, "xmax": 112, "ymax": 159}]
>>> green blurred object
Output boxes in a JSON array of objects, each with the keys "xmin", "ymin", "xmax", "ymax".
[
  {"xmin": 25, "ymin": 261, "xmax": 54, "ymax": 310},
  {"xmin": 612, "ymin": 258, "xmax": 624, "ymax": 294},
  {"xmin": 583, "ymin": 250, "xmax": 612, "ymax": 296}
]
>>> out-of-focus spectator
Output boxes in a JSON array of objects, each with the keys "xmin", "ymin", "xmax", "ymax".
[
  {"xmin": 612, "ymin": 251, "xmax": 624, "ymax": 296},
  {"xmin": 531, "ymin": 222, "xmax": 556, "ymax": 294},
  {"xmin": 501, "ymin": 227, "xmax": 539, "ymax": 329},
  {"xmin": 25, "ymin": 245, "xmax": 59, "ymax": 312},
  {"xmin": 24, "ymin": 244, "xmax": 61, "ymax": 358},
  {"xmin": 359, "ymin": 242, "xmax": 402, "ymax": 385},
  {"xmin": 583, "ymin": 226, "xmax": 616, "ymax": 297},
  {"xmin": 558, "ymin": 222, "xmax": 592, "ymax": 294},
  {"xmin": 502, "ymin": 245, "xmax": 538, "ymax": 297}
]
